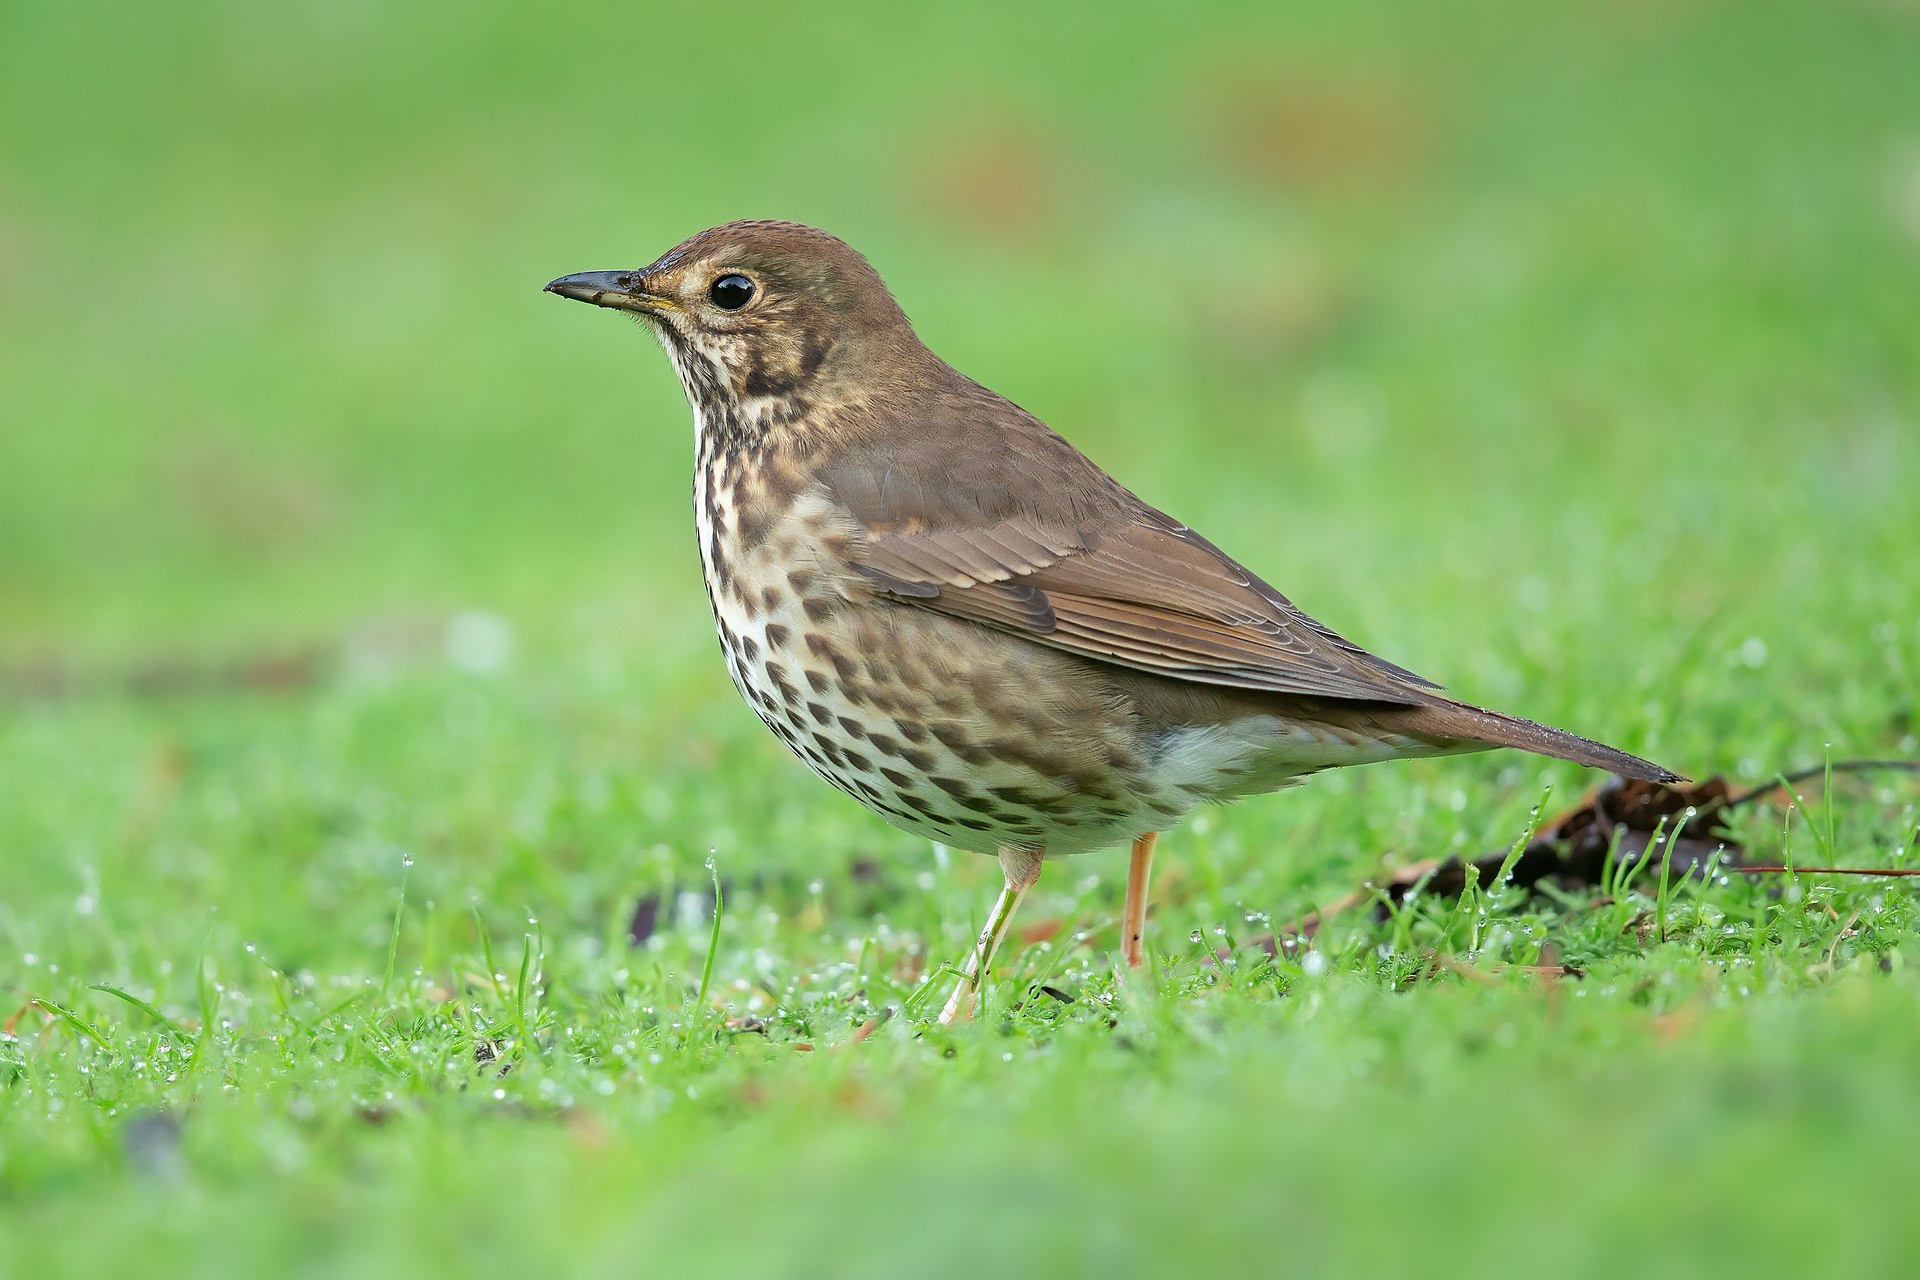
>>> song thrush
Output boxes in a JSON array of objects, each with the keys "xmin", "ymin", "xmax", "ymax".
[{"xmin": 546, "ymin": 221, "xmax": 1678, "ymax": 1024}]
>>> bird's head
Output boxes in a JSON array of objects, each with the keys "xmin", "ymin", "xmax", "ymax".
[{"xmin": 546, "ymin": 221, "xmax": 924, "ymax": 435}]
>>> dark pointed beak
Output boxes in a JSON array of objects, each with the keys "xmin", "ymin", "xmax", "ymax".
[{"xmin": 543, "ymin": 270, "xmax": 664, "ymax": 315}]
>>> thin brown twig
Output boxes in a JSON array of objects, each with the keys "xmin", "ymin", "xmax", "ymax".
[
  {"xmin": 1727, "ymin": 865, "xmax": 1920, "ymax": 877},
  {"xmin": 1724, "ymin": 759, "xmax": 1920, "ymax": 809},
  {"xmin": 837, "ymin": 1005, "xmax": 895, "ymax": 1049}
]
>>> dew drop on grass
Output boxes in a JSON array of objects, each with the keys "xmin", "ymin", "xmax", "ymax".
[{"xmin": 1301, "ymin": 950, "xmax": 1328, "ymax": 977}]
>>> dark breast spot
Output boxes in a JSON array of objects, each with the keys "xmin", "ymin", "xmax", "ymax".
[
  {"xmin": 929, "ymin": 722, "xmax": 990, "ymax": 765},
  {"xmin": 734, "ymin": 501, "xmax": 775, "ymax": 552}
]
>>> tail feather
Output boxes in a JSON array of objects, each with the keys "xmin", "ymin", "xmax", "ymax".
[{"xmin": 1407, "ymin": 699, "xmax": 1683, "ymax": 784}]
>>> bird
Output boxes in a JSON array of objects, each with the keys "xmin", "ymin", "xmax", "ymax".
[{"xmin": 545, "ymin": 220, "xmax": 1679, "ymax": 1025}]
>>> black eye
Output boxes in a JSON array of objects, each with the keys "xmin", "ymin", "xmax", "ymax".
[{"xmin": 708, "ymin": 274, "xmax": 755, "ymax": 310}]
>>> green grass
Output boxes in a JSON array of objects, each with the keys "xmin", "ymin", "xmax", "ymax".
[{"xmin": 4, "ymin": 1, "xmax": 1920, "ymax": 1274}]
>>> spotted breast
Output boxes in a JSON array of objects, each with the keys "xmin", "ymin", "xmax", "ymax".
[{"xmin": 693, "ymin": 430, "xmax": 1429, "ymax": 858}]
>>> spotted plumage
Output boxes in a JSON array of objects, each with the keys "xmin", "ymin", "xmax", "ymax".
[{"xmin": 546, "ymin": 220, "xmax": 1678, "ymax": 1021}]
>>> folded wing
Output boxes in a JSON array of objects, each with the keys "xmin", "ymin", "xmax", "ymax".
[{"xmin": 822, "ymin": 423, "xmax": 1442, "ymax": 704}]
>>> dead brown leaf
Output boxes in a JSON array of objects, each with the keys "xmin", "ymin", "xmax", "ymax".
[{"xmin": 1260, "ymin": 761, "xmax": 1919, "ymax": 949}]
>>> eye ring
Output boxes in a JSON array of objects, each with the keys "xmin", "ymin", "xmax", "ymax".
[{"xmin": 708, "ymin": 273, "xmax": 755, "ymax": 311}]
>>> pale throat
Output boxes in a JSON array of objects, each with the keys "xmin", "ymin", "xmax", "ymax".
[{"xmin": 659, "ymin": 328, "xmax": 803, "ymax": 451}]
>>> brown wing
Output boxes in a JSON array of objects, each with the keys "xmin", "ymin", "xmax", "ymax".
[{"xmin": 817, "ymin": 379, "xmax": 1441, "ymax": 704}]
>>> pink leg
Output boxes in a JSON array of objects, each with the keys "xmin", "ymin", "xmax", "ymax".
[
  {"xmin": 939, "ymin": 846, "xmax": 1044, "ymax": 1025},
  {"xmin": 1122, "ymin": 831, "xmax": 1158, "ymax": 968}
]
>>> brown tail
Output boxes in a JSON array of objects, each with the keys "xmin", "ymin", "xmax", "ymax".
[{"xmin": 1404, "ymin": 699, "xmax": 1683, "ymax": 783}]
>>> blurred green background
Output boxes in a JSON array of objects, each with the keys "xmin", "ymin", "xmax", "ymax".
[{"xmin": 3, "ymin": 1, "xmax": 1919, "ymax": 1275}]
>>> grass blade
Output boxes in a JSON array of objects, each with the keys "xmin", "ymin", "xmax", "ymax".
[
  {"xmin": 90, "ymin": 983, "xmax": 191, "ymax": 1040},
  {"xmin": 696, "ymin": 858, "xmax": 725, "ymax": 1013},
  {"xmin": 32, "ymin": 997, "xmax": 110, "ymax": 1051}
]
